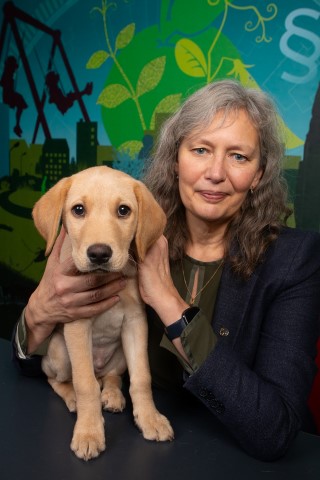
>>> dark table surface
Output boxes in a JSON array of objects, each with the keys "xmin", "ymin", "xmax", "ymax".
[{"xmin": 1, "ymin": 338, "xmax": 320, "ymax": 480}]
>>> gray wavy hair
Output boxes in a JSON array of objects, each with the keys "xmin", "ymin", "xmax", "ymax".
[{"xmin": 143, "ymin": 79, "xmax": 291, "ymax": 278}]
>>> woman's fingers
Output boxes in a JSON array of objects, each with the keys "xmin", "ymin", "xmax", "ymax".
[
  {"xmin": 63, "ymin": 294, "xmax": 121, "ymax": 321},
  {"xmin": 59, "ymin": 274, "xmax": 126, "ymax": 308},
  {"xmin": 54, "ymin": 267, "xmax": 125, "ymax": 296}
]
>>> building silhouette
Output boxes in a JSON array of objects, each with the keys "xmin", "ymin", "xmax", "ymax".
[
  {"xmin": 39, "ymin": 138, "xmax": 70, "ymax": 186},
  {"xmin": 76, "ymin": 119, "xmax": 98, "ymax": 171}
]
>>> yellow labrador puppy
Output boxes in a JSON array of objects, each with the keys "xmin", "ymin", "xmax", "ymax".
[{"xmin": 32, "ymin": 166, "xmax": 173, "ymax": 460}]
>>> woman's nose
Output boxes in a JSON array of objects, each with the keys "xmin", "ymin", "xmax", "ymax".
[{"xmin": 204, "ymin": 156, "xmax": 227, "ymax": 182}]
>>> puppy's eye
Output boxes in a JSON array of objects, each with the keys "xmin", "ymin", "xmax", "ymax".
[
  {"xmin": 72, "ymin": 204, "xmax": 85, "ymax": 216},
  {"xmin": 118, "ymin": 205, "xmax": 131, "ymax": 217}
]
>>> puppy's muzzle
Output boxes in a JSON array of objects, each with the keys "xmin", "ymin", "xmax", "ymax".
[{"xmin": 87, "ymin": 243, "xmax": 112, "ymax": 265}]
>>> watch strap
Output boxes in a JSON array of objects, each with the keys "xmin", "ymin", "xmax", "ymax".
[{"xmin": 165, "ymin": 306, "xmax": 200, "ymax": 341}]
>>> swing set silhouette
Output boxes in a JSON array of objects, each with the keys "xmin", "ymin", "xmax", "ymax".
[{"xmin": 0, "ymin": 1, "xmax": 92, "ymax": 141}]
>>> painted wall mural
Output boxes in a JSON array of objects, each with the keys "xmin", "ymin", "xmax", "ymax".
[{"xmin": 0, "ymin": 0, "xmax": 319, "ymax": 335}]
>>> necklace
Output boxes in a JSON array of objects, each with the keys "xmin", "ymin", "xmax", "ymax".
[{"xmin": 181, "ymin": 258, "xmax": 224, "ymax": 306}]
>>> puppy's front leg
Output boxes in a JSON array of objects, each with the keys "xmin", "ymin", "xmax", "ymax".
[
  {"xmin": 122, "ymin": 316, "xmax": 174, "ymax": 442},
  {"xmin": 64, "ymin": 320, "xmax": 105, "ymax": 460}
]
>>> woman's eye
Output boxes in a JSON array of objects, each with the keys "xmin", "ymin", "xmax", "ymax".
[
  {"xmin": 193, "ymin": 147, "xmax": 207, "ymax": 155},
  {"xmin": 118, "ymin": 205, "xmax": 131, "ymax": 217},
  {"xmin": 233, "ymin": 153, "xmax": 247, "ymax": 162},
  {"xmin": 72, "ymin": 204, "xmax": 85, "ymax": 216}
]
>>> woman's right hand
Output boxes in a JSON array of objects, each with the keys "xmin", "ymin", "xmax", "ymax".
[
  {"xmin": 24, "ymin": 227, "xmax": 126, "ymax": 353},
  {"xmin": 138, "ymin": 235, "xmax": 188, "ymax": 325}
]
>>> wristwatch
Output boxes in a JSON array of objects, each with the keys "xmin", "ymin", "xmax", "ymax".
[{"xmin": 165, "ymin": 306, "xmax": 200, "ymax": 341}]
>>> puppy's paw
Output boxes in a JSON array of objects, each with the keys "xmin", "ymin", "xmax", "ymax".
[
  {"xmin": 71, "ymin": 418, "xmax": 105, "ymax": 461},
  {"xmin": 135, "ymin": 410, "xmax": 174, "ymax": 442},
  {"xmin": 101, "ymin": 389, "xmax": 126, "ymax": 412}
]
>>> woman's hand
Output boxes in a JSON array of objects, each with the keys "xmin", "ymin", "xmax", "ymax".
[
  {"xmin": 25, "ymin": 227, "xmax": 126, "ymax": 353},
  {"xmin": 138, "ymin": 235, "xmax": 188, "ymax": 326},
  {"xmin": 138, "ymin": 235, "xmax": 191, "ymax": 363}
]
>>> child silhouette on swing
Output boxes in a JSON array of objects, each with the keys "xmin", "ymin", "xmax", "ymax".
[
  {"xmin": 45, "ymin": 70, "xmax": 93, "ymax": 114},
  {"xmin": 0, "ymin": 55, "xmax": 28, "ymax": 137}
]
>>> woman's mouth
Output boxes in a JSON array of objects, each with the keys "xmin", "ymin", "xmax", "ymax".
[{"xmin": 199, "ymin": 190, "xmax": 228, "ymax": 202}]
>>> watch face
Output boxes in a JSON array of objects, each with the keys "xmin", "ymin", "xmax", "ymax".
[{"xmin": 183, "ymin": 306, "xmax": 200, "ymax": 322}]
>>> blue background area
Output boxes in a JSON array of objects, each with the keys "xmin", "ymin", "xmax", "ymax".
[{"xmin": 223, "ymin": 1, "xmax": 320, "ymax": 156}]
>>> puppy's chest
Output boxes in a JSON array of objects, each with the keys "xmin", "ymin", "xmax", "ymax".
[
  {"xmin": 90, "ymin": 305, "xmax": 124, "ymax": 371},
  {"xmin": 90, "ymin": 280, "xmax": 144, "ymax": 369},
  {"xmin": 92, "ymin": 305, "xmax": 124, "ymax": 346}
]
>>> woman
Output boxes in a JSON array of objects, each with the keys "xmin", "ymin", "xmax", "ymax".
[{"xmin": 13, "ymin": 80, "xmax": 320, "ymax": 460}]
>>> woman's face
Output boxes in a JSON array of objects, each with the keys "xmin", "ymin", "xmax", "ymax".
[{"xmin": 176, "ymin": 109, "xmax": 263, "ymax": 230}]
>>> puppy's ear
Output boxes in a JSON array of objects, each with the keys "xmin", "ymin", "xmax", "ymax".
[
  {"xmin": 32, "ymin": 177, "xmax": 72, "ymax": 255},
  {"xmin": 133, "ymin": 182, "xmax": 167, "ymax": 261}
]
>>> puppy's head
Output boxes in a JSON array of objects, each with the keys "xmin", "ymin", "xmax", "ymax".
[{"xmin": 32, "ymin": 166, "xmax": 166, "ymax": 272}]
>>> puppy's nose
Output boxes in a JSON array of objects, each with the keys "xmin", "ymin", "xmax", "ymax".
[{"xmin": 87, "ymin": 244, "xmax": 112, "ymax": 265}]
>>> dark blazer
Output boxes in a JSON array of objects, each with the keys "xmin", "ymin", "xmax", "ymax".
[
  {"xmin": 146, "ymin": 227, "xmax": 320, "ymax": 461},
  {"xmin": 183, "ymin": 227, "xmax": 320, "ymax": 460}
]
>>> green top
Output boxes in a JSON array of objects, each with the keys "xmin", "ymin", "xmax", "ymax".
[
  {"xmin": 16, "ymin": 256, "xmax": 223, "ymax": 390},
  {"xmin": 147, "ymin": 256, "xmax": 222, "ymax": 391}
]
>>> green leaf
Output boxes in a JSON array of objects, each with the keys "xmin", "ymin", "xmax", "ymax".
[
  {"xmin": 97, "ymin": 84, "xmax": 131, "ymax": 108},
  {"xmin": 150, "ymin": 94, "xmax": 182, "ymax": 129},
  {"xmin": 136, "ymin": 56, "xmax": 166, "ymax": 98},
  {"xmin": 86, "ymin": 50, "xmax": 109, "ymax": 69},
  {"xmin": 175, "ymin": 39, "xmax": 207, "ymax": 77},
  {"xmin": 115, "ymin": 23, "xmax": 135, "ymax": 50}
]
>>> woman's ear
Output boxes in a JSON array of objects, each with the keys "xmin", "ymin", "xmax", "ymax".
[
  {"xmin": 32, "ymin": 177, "xmax": 72, "ymax": 255},
  {"xmin": 133, "ymin": 181, "xmax": 167, "ymax": 261}
]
